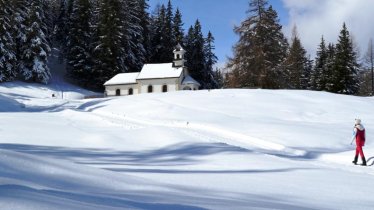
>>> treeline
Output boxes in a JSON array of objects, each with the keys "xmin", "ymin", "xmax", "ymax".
[
  {"xmin": 0, "ymin": 0, "xmax": 220, "ymax": 90},
  {"xmin": 226, "ymin": 0, "xmax": 367, "ymax": 95}
]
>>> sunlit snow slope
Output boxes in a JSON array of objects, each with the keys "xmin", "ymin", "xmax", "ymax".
[{"xmin": 1, "ymin": 81, "xmax": 374, "ymax": 209}]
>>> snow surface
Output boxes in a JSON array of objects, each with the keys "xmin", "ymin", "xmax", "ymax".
[{"xmin": 1, "ymin": 80, "xmax": 374, "ymax": 209}]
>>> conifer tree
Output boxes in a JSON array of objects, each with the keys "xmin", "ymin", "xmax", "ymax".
[
  {"xmin": 11, "ymin": 0, "xmax": 28, "ymax": 74},
  {"xmin": 325, "ymin": 43, "xmax": 336, "ymax": 92},
  {"xmin": 138, "ymin": 0, "xmax": 151, "ymax": 63},
  {"xmin": 173, "ymin": 8, "xmax": 184, "ymax": 45},
  {"xmin": 91, "ymin": 0, "xmax": 125, "ymax": 89},
  {"xmin": 185, "ymin": 20, "xmax": 206, "ymax": 88},
  {"xmin": 204, "ymin": 31, "xmax": 218, "ymax": 89},
  {"xmin": 149, "ymin": 5, "xmax": 166, "ymax": 63},
  {"xmin": 66, "ymin": 0, "xmax": 92, "ymax": 86},
  {"xmin": 20, "ymin": 0, "xmax": 51, "ymax": 84},
  {"xmin": 331, "ymin": 23, "xmax": 360, "ymax": 94},
  {"xmin": 53, "ymin": 0, "xmax": 68, "ymax": 61},
  {"xmin": 184, "ymin": 26, "xmax": 194, "ymax": 68},
  {"xmin": 311, "ymin": 36, "xmax": 327, "ymax": 90},
  {"xmin": 0, "ymin": 0, "xmax": 17, "ymax": 81},
  {"xmin": 160, "ymin": 0, "xmax": 174, "ymax": 62},
  {"xmin": 122, "ymin": 0, "xmax": 146, "ymax": 72},
  {"xmin": 227, "ymin": 0, "xmax": 288, "ymax": 89},
  {"xmin": 285, "ymin": 26, "xmax": 310, "ymax": 89}
]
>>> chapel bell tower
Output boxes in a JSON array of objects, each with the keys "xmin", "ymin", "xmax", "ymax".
[{"xmin": 173, "ymin": 43, "xmax": 186, "ymax": 68}]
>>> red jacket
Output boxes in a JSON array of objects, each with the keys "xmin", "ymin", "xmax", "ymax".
[{"xmin": 356, "ymin": 127, "xmax": 366, "ymax": 147}]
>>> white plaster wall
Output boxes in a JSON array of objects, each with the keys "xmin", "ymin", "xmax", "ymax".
[
  {"xmin": 138, "ymin": 78, "xmax": 180, "ymax": 94},
  {"xmin": 105, "ymin": 84, "xmax": 139, "ymax": 96}
]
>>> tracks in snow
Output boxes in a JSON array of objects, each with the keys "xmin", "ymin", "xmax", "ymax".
[{"xmin": 90, "ymin": 110, "xmax": 307, "ymax": 158}]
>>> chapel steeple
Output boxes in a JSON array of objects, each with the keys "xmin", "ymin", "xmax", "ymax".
[{"xmin": 173, "ymin": 43, "xmax": 186, "ymax": 68}]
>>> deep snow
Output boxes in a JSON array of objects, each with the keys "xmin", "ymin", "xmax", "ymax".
[{"xmin": 1, "ymin": 79, "xmax": 374, "ymax": 209}]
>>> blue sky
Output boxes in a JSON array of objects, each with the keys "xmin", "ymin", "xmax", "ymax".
[{"xmin": 148, "ymin": 0, "xmax": 374, "ymax": 67}]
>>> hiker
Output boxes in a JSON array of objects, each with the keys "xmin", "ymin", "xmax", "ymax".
[{"xmin": 352, "ymin": 119, "xmax": 367, "ymax": 166}]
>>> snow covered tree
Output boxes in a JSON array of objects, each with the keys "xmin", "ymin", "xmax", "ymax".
[
  {"xmin": 122, "ymin": 0, "xmax": 146, "ymax": 72},
  {"xmin": 10, "ymin": 0, "xmax": 28, "ymax": 74},
  {"xmin": 0, "ymin": 0, "xmax": 17, "ymax": 81},
  {"xmin": 227, "ymin": 0, "xmax": 288, "ymax": 89},
  {"xmin": 20, "ymin": 0, "xmax": 51, "ymax": 84},
  {"xmin": 66, "ymin": 0, "xmax": 92, "ymax": 86},
  {"xmin": 91, "ymin": 0, "xmax": 125, "ymax": 89},
  {"xmin": 331, "ymin": 23, "xmax": 360, "ymax": 95},
  {"xmin": 138, "ymin": 0, "xmax": 152, "ymax": 63}
]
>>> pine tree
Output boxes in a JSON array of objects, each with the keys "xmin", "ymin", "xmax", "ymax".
[
  {"xmin": 11, "ymin": 0, "xmax": 28, "ymax": 74},
  {"xmin": 173, "ymin": 8, "xmax": 184, "ymax": 45},
  {"xmin": 185, "ymin": 20, "xmax": 206, "ymax": 88},
  {"xmin": 122, "ymin": 0, "xmax": 146, "ymax": 72},
  {"xmin": 285, "ymin": 26, "xmax": 310, "ymax": 89},
  {"xmin": 184, "ymin": 26, "xmax": 194, "ymax": 69},
  {"xmin": 204, "ymin": 31, "xmax": 218, "ymax": 89},
  {"xmin": 160, "ymin": 0, "xmax": 174, "ymax": 62},
  {"xmin": 331, "ymin": 23, "xmax": 360, "ymax": 94},
  {"xmin": 91, "ymin": 0, "xmax": 125, "ymax": 89},
  {"xmin": 149, "ymin": 4, "xmax": 166, "ymax": 63},
  {"xmin": 311, "ymin": 36, "xmax": 327, "ymax": 90},
  {"xmin": 325, "ymin": 43, "xmax": 336, "ymax": 92},
  {"xmin": 20, "ymin": 0, "xmax": 51, "ymax": 84},
  {"xmin": 0, "ymin": 0, "xmax": 17, "ymax": 81},
  {"xmin": 227, "ymin": 0, "xmax": 288, "ymax": 89},
  {"xmin": 41, "ymin": 0, "xmax": 54, "ymax": 45},
  {"xmin": 259, "ymin": 6, "xmax": 288, "ymax": 88},
  {"xmin": 66, "ymin": 0, "xmax": 92, "ymax": 86},
  {"xmin": 138, "ymin": 0, "xmax": 151, "ymax": 63}
]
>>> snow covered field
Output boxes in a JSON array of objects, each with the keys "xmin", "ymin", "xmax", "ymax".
[{"xmin": 1, "ymin": 80, "xmax": 374, "ymax": 209}]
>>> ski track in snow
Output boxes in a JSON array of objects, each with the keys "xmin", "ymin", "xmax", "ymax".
[
  {"xmin": 77, "ymin": 98, "xmax": 374, "ymax": 176},
  {"xmin": 90, "ymin": 109, "xmax": 307, "ymax": 158}
]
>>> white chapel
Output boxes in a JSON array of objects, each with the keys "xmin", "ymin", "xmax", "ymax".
[{"xmin": 104, "ymin": 44, "xmax": 200, "ymax": 96}]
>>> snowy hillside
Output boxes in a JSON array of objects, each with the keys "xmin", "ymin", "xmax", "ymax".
[{"xmin": 1, "ymin": 83, "xmax": 374, "ymax": 209}]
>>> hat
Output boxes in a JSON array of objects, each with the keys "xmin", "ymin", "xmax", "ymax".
[{"xmin": 355, "ymin": 119, "xmax": 361, "ymax": 125}]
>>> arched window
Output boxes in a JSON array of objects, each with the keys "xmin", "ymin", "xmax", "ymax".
[
  {"xmin": 162, "ymin": 85, "xmax": 168, "ymax": 92},
  {"xmin": 115, "ymin": 89, "xmax": 121, "ymax": 96},
  {"xmin": 148, "ymin": 85, "xmax": 153, "ymax": 93},
  {"xmin": 128, "ymin": 88, "xmax": 133, "ymax": 95},
  {"xmin": 176, "ymin": 54, "xmax": 180, "ymax": 59}
]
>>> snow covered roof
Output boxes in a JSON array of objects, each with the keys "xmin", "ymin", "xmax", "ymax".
[
  {"xmin": 137, "ymin": 63, "xmax": 183, "ymax": 80},
  {"xmin": 182, "ymin": 75, "xmax": 201, "ymax": 86},
  {"xmin": 104, "ymin": 73, "xmax": 140, "ymax": 86}
]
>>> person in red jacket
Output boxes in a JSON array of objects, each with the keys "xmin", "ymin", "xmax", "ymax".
[{"xmin": 352, "ymin": 119, "xmax": 366, "ymax": 166}]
